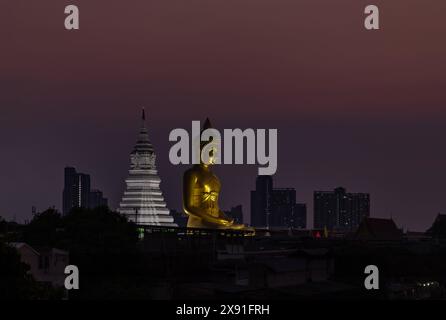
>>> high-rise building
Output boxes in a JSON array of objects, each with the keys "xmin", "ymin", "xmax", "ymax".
[
  {"xmin": 62, "ymin": 167, "xmax": 108, "ymax": 214},
  {"xmin": 269, "ymin": 188, "xmax": 294, "ymax": 228},
  {"xmin": 63, "ymin": 167, "xmax": 91, "ymax": 214},
  {"xmin": 250, "ymin": 176, "xmax": 306, "ymax": 229},
  {"xmin": 313, "ymin": 187, "xmax": 370, "ymax": 231},
  {"xmin": 270, "ymin": 189, "xmax": 306, "ymax": 229},
  {"xmin": 250, "ymin": 176, "xmax": 273, "ymax": 227},
  {"xmin": 89, "ymin": 189, "xmax": 108, "ymax": 209},
  {"xmin": 118, "ymin": 110, "xmax": 177, "ymax": 227},
  {"xmin": 293, "ymin": 203, "xmax": 307, "ymax": 230}
]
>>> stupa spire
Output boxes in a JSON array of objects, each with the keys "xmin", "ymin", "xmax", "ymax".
[
  {"xmin": 141, "ymin": 107, "xmax": 146, "ymax": 127},
  {"xmin": 118, "ymin": 109, "xmax": 177, "ymax": 227}
]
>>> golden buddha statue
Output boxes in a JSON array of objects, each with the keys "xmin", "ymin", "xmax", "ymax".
[{"xmin": 183, "ymin": 118, "xmax": 246, "ymax": 230}]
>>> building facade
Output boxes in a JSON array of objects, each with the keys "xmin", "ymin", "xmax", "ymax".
[
  {"xmin": 118, "ymin": 110, "xmax": 177, "ymax": 227},
  {"xmin": 89, "ymin": 189, "xmax": 108, "ymax": 209},
  {"xmin": 270, "ymin": 188, "xmax": 306, "ymax": 229},
  {"xmin": 313, "ymin": 187, "xmax": 370, "ymax": 231},
  {"xmin": 251, "ymin": 176, "xmax": 306, "ymax": 229},
  {"xmin": 10, "ymin": 242, "xmax": 69, "ymax": 288},
  {"xmin": 251, "ymin": 175, "xmax": 273, "ymax": 227},
  {"xmin": 62, "ymin": 167, "xmax": 108, "ymax": 214},
  {"xmin": 63, "ymin": 167, "xmax": 91, "ymax": 214}
]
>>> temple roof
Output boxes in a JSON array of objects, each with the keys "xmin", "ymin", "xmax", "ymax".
[
  {"xmin": 426, "ymin": 213, "xmax": 446, "ymax": 238},
  {"xmin": 354, "ymin": 217, "xmax": 402, "ymax": 241}
]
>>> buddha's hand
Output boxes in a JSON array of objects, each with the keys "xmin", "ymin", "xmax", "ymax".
[{"xmin": 217, "ymin": 211, "xmax": 234, "ymax": 225}]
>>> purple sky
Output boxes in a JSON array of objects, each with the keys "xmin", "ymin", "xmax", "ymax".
[{"xmin": 2, "ymin": 0, "xmax": 446, "ymax": 230}]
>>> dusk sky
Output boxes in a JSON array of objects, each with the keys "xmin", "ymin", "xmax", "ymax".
[{"xmin": 2, "ymin": 0, "xmax": 446, "ymax": 230}]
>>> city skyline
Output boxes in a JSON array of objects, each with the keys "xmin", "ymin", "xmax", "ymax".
[
  {"xmin": 3, "ymin": 1, "xmax": 446, "ymax": 231},
  {"xmin": 0, "ymin": 111, "xmax": 444, "ymax": 232}
]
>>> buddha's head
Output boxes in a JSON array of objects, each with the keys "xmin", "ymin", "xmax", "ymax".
[{"xmin": 199, "ymin": 118, "xmax": 220, "ymax": 166}]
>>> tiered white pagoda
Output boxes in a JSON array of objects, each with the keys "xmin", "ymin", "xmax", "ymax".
[{"xmin": 118, "ymin": 109, "xmax": 177, "ymax": 227}]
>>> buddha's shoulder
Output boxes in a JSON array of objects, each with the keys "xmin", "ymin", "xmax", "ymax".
[{"xmin": 183, "ymin": 166, "xmax": 202, "ymax": 179}]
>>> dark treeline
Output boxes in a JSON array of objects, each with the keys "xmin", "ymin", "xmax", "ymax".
[
  {"xmin": 0, "ymin": 207, "xmax": 157, "ymax": 299},
  {"xmin": 3, "ymin": 209, "xmax": 446, "ymax": 300}
]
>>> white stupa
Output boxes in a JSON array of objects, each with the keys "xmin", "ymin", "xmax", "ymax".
[{"xmin": 118, "ymin": 109, "xmax": 177, "ymax": 227}]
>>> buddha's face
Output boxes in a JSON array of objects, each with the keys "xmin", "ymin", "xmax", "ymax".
[{"xmin": 200, "ymin": 138, "xmax": 219, "ymax": 166}]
